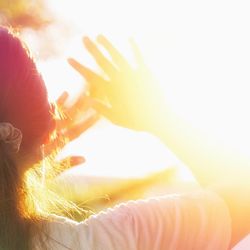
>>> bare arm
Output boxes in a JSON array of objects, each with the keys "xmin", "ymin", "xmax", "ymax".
[
  {"xmin": 68, "ymin": 36, "xmax": 250, "ymax": 245},
  {"xmin": 67, "ymin": 35, "xmax": 246, "ymax": 186}
]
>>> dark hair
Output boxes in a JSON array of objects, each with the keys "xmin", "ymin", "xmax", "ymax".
[{"xmin": 0, "ymin": 27, "xmax": 55, "ymax": 250}]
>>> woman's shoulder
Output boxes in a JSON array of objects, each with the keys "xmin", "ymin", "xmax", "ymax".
[{"xmin": 44, "ymin": 189, "xmax": 231, "ymax": 250}]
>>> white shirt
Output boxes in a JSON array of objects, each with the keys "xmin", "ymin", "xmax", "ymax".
[
  {"xmin": 232, "ymin": 234, "xmax": 250, "ymax": 250},
  {"xmin": 37, "ymin": 190, "xmax": 231, "ymax": 250}
]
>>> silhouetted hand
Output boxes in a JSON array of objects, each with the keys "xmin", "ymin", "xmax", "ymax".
[
  {"xmin": 68, "ymin": 35, "xmax": 167, "ymax": 132},
  {"xmin": 44, "ymin": 90, "xmax": 99, "ymax": 158}
]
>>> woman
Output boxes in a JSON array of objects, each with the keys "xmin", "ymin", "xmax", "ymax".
[
  {"xmin": 0, "ymin": 25, "xmax": 56, "ymax": 250},
  {"xmin": 0, "ymin": 27, "xmax": 230, "ymax": 249}
]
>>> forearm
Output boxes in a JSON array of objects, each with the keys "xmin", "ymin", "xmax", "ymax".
[
  {"xmin": 148, "ymin": 109, "xmax": 250, "ymax": 245},
  {"xmin": 71, "ymin": 35, "xmax": 245, "ymax": 186},
  {"xmin": 143, "ymin": 105, "xmax": 247, "ymax": 186}
]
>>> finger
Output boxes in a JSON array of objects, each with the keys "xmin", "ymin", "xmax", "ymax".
[
  {"xmin": 97, "ymin": 35, "xmax": 130, "ymax": 70},
  {"xmin": 83, "ymin": 37, "xmax": 117, "ymax": 77},
  {"xmin": 68, "ymin": 58, "xmax": 103, "ymax": 83},
  {"xmin": 64, "ymin": 113, "xmax": 100, "ymax": 142},
  {"xmin": 59, "ymin": 156, "xmax": 86, "ymax": 169},
  {"xmin": 65, "ymin": 94, "xmax": 92, "ymax": 122},
  {"xmin": 50, "ymin": 156, "xmax": 86, "ymax": 178},
  {"xmin": 56, "ymin": 91, "xmax": 69, "ymax": 107},
  {"xmin": 68, "ymin": 58, "xmax": 109, "ymax": 109},
  {"xmin": 129, "ymin": 38, "xmax": 145, "ymax": 67},
  {"xmin": 68, "ymin": 58, "xmax": 108, "ymax": 99},
  {"xmin": 43, "ymin": 131, "xmax": 68, "ymax": 157}
]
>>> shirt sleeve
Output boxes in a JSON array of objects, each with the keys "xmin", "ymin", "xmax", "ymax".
[{"xmin": 74, "ymin": 190, "xmax": 231, "ymax": 250}]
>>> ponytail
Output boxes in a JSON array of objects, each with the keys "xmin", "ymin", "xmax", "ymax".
[{"xmin": 0, "ymin": 144, "xmax": 31, "ymax": 250}]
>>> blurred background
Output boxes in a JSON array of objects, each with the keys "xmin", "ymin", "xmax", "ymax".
[{"xmin": 1, "ymin": 0, "xmax": 250, "ymax": 215}]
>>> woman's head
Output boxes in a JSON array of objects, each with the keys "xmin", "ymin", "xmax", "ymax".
[
  {"xmin": 0, "ymin": 26, "xmax": 86, "ymax": 250},
  {"xmin": 0, "ymin": 26, "xmax": 55, "ymax": 249},
  {"xmin": 0, "ymin": 27, "xmax": 54, "ymax": 167}
]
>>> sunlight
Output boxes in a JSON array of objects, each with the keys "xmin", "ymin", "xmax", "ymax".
[{"xmin": 23, "ymin": 0, "xmax": 250, "ymax": 182}]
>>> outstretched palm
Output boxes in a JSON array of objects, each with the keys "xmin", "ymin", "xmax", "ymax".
[
  {"xmin": 68, "ymin": 35, "xmax": 166, "ymax": 132},
  {"xmin": 43, "ymin": 90, "xmax": 99, "ymax": 174}
]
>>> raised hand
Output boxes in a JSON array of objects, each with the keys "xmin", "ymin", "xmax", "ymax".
[
  {"xmin": 68, "ymin": 35, "xmax": 167, "ymax": 132},
  {"xmin": 44, "ymin": 90, "xmax": 99, "ymax": 158}
]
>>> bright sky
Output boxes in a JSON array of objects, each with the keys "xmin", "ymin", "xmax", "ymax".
[{"xmin": 22, "ymin": 0, "xmax": 250, "ymax": 180}]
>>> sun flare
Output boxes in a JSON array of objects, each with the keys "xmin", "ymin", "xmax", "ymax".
[{"xmin": 20, "ymin": 0, "xmax": 250, "ymax": 184}]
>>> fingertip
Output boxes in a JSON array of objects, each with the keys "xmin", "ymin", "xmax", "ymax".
[
  {"xmin": 83, "ymin": 36, "xmax": 91, "ymax": 46},
  {"xmin": 97, "ymin": 34, "xmax": 105, "ymax": 43},
  {"xmin": 70, "ymin": 156, "xmax": 86, "ymax": 165},
  {"xmin": 61, "ymin": 91, "xmax": 69, "ymax": 99},
  {"xmin": 67, "ymin": 58, "xmax": 80, "ymax": 69},
  {"xmin": 67, "ymin": 58, "xmax": 75, "ymax": 65}
]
